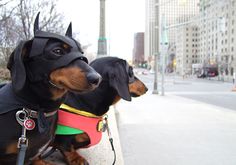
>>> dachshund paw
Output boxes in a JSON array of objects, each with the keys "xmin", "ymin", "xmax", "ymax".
[
  {"xmin": 32, "ymin": 159, "xmax": 55, "ymax": 165},
  {"xmin": 64, "ymin": 151, "xmax": 89, "ymax": 165}
]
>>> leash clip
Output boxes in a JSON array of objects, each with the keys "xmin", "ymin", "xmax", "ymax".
[
  {"xmin": 16, "ymin": 109, "xmax": 28, "ymax": 126},
  {"xmin": 16, "ymin": 108, "xmax": 36, "ymax": 148},
  {"xmin": 17, "ymin": 119, "xmax": 28, "ymax": 149},
  {"xmin": 16, "ymin": 108, "xmax": 36, "ymax": 130},
  {"xmin": 17, "ymin": 136, "xmax": 28, "ymax": 148},
  {"xmin": 15, "ymin": 108, "xmax": 36, "ymax": 165}
]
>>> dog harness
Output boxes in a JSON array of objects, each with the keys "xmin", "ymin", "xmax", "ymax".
[{"xmin": 56, "ymin": 104, "xmax": 106, "ymax": 147}]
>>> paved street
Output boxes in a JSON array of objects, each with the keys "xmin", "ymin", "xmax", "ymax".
[
  {"xmin": 117, "ymin": 70, "xmax": 236, "ymax": 165},
  {"xmin": 136, "ymin": 71, "xmax": 236, "ymax": 110}
]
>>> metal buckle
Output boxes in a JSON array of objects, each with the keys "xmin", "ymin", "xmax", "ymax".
[
  {"xmin": 17, "ymin": 137, "xmax": 28, "ymax": 148},
  {"xmin": 16, "ymin": 109, "xmax": 36, "ymax": 131},
  {"xmin": 97, "ymin": 115, "xmax": 109, "ymax": 132},
  {"xmin": 97, "ymin": 120, "xmax": 104, "ymax": 132},
  {"xmin": 27, "ymin": 109, "xmax": 38, "ymax": 118},
  {"xmin": 16, "ymin": 109, "xmax": 28, "ymax": 126}
]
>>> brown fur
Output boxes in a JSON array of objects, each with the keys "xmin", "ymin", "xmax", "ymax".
[
  {"xmin": 50, "ymin": 67, "xmax": 89, "ymax": 92},
  {"xmin": 63, "ymin": 151, "xmax": 87, "ymax": 165},
  {"xmin": 49, "ymin": 67, "xmax": 90, "ymax": 100},
  {"xmin": 112, "ymin": 95, "xmax": 121, "ymax": 105},
  {"xmin": 75, "ymin": 133, "xmax": 90, "ymax": 143},
  {"xmin": 5, "ymin": 142, "xmax": 18, "ymax": 154},
  {"xmin": 32, "ymin": 158, "xmax": 54, "ymax": 165},
  {"xmin": 129, "ymin": 78, "xmax": 148, "ymax": 96}
]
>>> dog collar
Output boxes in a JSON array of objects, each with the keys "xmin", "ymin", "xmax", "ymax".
[
  {"xmin": 56, "ymin": 104, "xmax": 106, "ymax": 147},
  {"xmin": 59, "ymin": 104, "xmax": 99, "ymax": 118}
]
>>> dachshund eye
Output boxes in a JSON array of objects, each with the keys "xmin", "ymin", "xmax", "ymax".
[
  {"xmin": 52, "ymin": 48, "xmax": 65, "ymax": 56},
  {"xmin": 128, "ymin": 67, "xmax": 134, "ymax": 77},
  {"xmin": 128, "ymin": 66, "xmax": 135, "ymax": 83}
]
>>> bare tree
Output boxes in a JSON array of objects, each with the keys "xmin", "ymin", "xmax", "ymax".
[
  {"xmin": 0, "ymin": 0, "xmax": 65, "ymax": 66},
  {"xmin": 0, "ymin": 16, "xmax": 19, "ymax": 62},
  {"xmin": 17, "ymin": 0, "xmax": 65, "ymax": 39},
  {"xmin": 0, "ymin": 1, "xmax": 18, "ymax": 22},
  {"xmin": 0, "ymin": 0, "xmax": 12, "ymax": 8}
]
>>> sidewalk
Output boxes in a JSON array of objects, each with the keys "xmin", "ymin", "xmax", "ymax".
[
  {"xmin": 79, "ymin": 108, "xmax": 124, "ymax": 165},
  {"xmin": 48, "ymin": 91, "xmax": 236, "ymax": 165},
  {"xmin": 116, "ymin": 92, "xmax": 236, "ymax": 165}
]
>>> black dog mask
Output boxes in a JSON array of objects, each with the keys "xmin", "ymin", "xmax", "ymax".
[{"xmin": 7, "ymin": 12, "xmax": 88, "ymax": 93}]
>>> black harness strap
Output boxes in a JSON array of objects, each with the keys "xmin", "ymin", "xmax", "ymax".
[{"xmin": 16, "ymin": 140, "xmax": 28, "ymax": 165}]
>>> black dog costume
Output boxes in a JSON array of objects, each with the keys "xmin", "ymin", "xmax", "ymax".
[{"xmin": 0, "ymin": 13, "xmax": 101, "ymax": 165}]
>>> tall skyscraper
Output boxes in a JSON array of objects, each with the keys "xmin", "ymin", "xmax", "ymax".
[
  {"xmin": 145, "ymin": 0, "xmax": 159, "ymax": 70},
  {"xmin": 145, "ymin": 0, "xmax": 199, "ymax": 69},
  {"xmin": 199, "ymin": 0, "xmax": 236, "ymax": 80},
  {"xmin": 133, "ymin": 32, "xmax": 145, "ymax": 66},
  {"xmin": 160, "ymin": 0, "xmax": 199, "ymax": 45},
  {"xmin": 97, "ymin": 0, "xmax": 107, "ymax": 57}
]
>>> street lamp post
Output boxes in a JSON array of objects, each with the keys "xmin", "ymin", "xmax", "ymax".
[
  {"xmin": 153, "ymin": 52, "xmax": 159, "ymax": 94},
  {"xmin": 152, "ymin": 0, "xmax": 160, "ymax": 94},
  {"xmin": 160, "ymin": 14, "xmax": 168, "ymax": 96},
  {"xmin": 97, "ymin": 0, "xmax": 107, "ymax": 58}
]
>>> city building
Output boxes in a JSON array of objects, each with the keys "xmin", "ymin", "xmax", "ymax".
[
  {"xmin": 175, "ymin": 24, "xmax": 200, "ymax": 75},
  {"xmin": 161, "ymin": 0, "xmax": 199, "ymax": 46},
  {"xmin": 145, "ymin": 0, "xmax": 199, "ymax": 72},
  {"xmin": 145, "ymin": 0, "xmax": 159, "ymax": 70},
  {"xmin": 133, "ymin": 32, "xmax": 145, "ymax": 67},
  {"xmin": 199, "ymin": 0, "xmax": 236, "ymax": 80},
  {"xmin": 145, "ymin": 0, "xmax": 236, "ymax": 81}
]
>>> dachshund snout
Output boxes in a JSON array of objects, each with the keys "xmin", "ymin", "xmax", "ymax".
[{"xmin": 86, "ymin": 73, "xmax": 102, "ymax": 87}]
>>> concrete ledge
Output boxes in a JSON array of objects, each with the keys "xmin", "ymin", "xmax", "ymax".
[{"xmin": 47, "ymin": 106, "xmax": 124, "ymax": 165}]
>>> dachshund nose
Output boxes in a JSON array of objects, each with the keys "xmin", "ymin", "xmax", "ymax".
[
  {"xmin": 145, "ymin": 86, "xmax": 148, "ymax": 92},
  {"xmin": 87, "ymin": 73, "xmax": 102, "ymax": 86}
]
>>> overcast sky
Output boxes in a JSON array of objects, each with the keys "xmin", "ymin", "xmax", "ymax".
[{"xmin": 57, "ymin": 0, "xmax": 145, "ymax": 60}]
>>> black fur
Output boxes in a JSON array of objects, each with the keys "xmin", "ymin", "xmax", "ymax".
[
  {"xmin": 52, "ymin": 57, "xmax": 148, "ymax": 165},
  {"xmin": 0, "ymin": 29, "xmax": 100, "ymax": 165}
]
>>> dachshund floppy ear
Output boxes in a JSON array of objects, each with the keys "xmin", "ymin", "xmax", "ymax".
[
  {"xmin": 108, "ymin": 60, "xmax": 131, "ymax": 101},
  {"xmin": 7, "ymin": 40, "xmax": 32, "ymax": 93}
]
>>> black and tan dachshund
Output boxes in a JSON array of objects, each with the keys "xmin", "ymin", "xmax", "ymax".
[
  {"xmin": 52, "ymin": 57, "xmax": 148, "ymax": 165},
  {"xmin": 0, "ymin": 13, "xmax": 101, "ymax": 165}
]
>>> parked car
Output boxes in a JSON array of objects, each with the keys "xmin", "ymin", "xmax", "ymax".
[
  {"xmin": 197, "ymin": 65, "xmax": 219, "ymax": 78},
  {"xmin": 207, "ymin": 71, "xmax": 217, "ymax": 77},
  {"xmin": 197, "ymin": 73, "xmax": 206, "ymax": 78},
  {"xmin": 197, "ymin": 70, "xmax": 218, "ymax": 78}
]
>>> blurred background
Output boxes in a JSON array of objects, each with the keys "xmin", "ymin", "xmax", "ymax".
[{"xmin": 0, "ymin": 0, "xmax": 235, "ymax": 83}]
